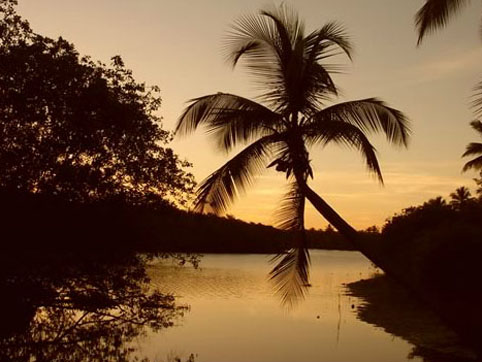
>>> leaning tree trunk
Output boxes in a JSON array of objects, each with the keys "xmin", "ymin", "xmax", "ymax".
[
  {"xmin": 301, "ymin": 181, "xmax": 482, "ymax": 356},
  {"xmin": 299, "ymin": 180, "xmax": 410, "ymax": 288}
]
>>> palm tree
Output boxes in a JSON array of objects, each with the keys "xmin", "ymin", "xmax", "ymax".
[
  {"xmin": 449, "ymin": 186, "xmax": 473, "ymax": 209},
  {"xmin": 463, "ymin": 120, "xmax": 482, "ymax": 171},
  {"xmin": 415, "ymin": 0, "xmax": 474, "ymax": 45},
  {"xmin": 176, "ymin": 5, "xmax": 411, "ymax": 305}
]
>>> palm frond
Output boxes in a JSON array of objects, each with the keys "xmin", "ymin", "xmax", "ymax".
[
  {"xmin": 228, "ymin": 40, "xmax": 261, "ymax": 68},
  {"xmin": 225, "ymin": 5, "xmax": 351, "ymax": 115},
  {"xmin": 260, "ymin": 4, "xmax": 304, "ymax": 62},
  {"xmin": 225, "ymin": 7, "xmax": 295, "ymax": 112},
  {"xmin": 299, "ymin": 22, "xmax": 352, "ymax": 111},
  {"xmin": 310, "ymin": 98, "xmax": 411, "ymax": 147},
  {"xmin": 176, "ymin": 93, "xmax": 281, "ymax": 151},
  {"xmin": 304, "ymin": 120, "xmax": 384, "ymax": 183},
  {"xmin": 270, "ymin": 248, "xmax": 310, "ymax": 308},
  {"xmin": 462, "ymin": 141, "xmax": 482, "ymax": 172},
  {"xmin": 462, "ymin": 155, "xmax": 482, "ymax": 172},
  {"xmin": 305, "ymin": 21, "xmax": 353, "ymax": 62},
  {"xmin": 193, "ymin": 134, "xmax": 281, "ymax": 213},
  {"xmin": 299, "ymin": 62, "xmax": 339, "ymax": 114},
  {"xmin": 471, "ymin": 82, "xmax": 482, "ymax": 116},
  {"xmin": 225, "ymin": 10, "xmax": 285, "ymax": 77},
  {"xmin": 270, "ymin": 181, "xmax": 310, "ymax": 308},
  {"xmin": 415, "ymin": 0, "xmax": 471, "ymax": 45},
  {"xmin": 462, "ymin": 120, "xmax": 482, "ymax": 172},
  {"xmin": 462, "ymin": 142, "xmax": 482, "ymax": 157},
  {"xmin": 274, "ymin": 179, "xmax": 305, "ymax": 231},
  {"xmin": 469, "ymin": 119, "xmax": 482, "ymax": 136}
]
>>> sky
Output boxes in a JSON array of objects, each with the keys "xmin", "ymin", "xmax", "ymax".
[{"xmin": 16, "ymin": 0, "xmax": 482, "ymax": 229}]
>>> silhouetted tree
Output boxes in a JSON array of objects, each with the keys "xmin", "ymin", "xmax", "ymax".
[
  {"xmin": 449, "ymin": 186, "xmax": 473, "ymax": 209},
  {"xmin": 176, "ymin": 5, "xmax": 410, "ymax": 304},
  {"xmin": 364, "ymin": 225, "xmax": 380, "ymax": 234},
  {"xmin": 0, "ymin": 0, "xmax": 194, "ymax": 206},
  {"xmin": 380, "ymin": 186, "xmax": 482, "ymax": 354}
]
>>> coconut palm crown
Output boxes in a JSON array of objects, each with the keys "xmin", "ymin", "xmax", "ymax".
[{"xmin": 176, "ymin": 5, "xmax": 411, "ymax": 306}]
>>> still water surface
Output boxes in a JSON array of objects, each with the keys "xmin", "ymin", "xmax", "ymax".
[{"xmin": 141, "ymin": 250, "xmax": 420, "ymax": 362}]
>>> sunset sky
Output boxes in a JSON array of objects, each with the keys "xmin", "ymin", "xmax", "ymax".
[{"xmin": 17, "ymin": 0, "xmax": 482, "ymax": 229}]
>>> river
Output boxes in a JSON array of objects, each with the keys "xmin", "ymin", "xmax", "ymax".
[{"xmin": 138, "ymin": 250, "xmax": 422, "ymax": 362}]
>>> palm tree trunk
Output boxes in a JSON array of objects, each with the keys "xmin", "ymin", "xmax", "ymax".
[
  {"xmin": 301, "ymin": 183, "xmax": 482, "ymax": 357},
  {"xmin": 299, "ymin": 180, "xmax": 408, "ymax": 286}
]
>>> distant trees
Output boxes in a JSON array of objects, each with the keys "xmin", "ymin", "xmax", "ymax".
[
  {"xmin": 0, "ymin": 0, "xmax": 194, "ymax": 206},
  {"xmin": 449, "ymin": 186, "xmax": 473, "ymax": 209},
  {"xmin": 382, "ymin": 184, "xmax": 482, "ymax": 256}
]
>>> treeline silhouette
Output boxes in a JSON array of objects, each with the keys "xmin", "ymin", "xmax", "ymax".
[
  {"xmin": 380, "ymin": 185, "xmax": 482, "ymax": 295},
  {"xmin": 0, "ymin": 188, "xmax": 356, "ymax": 257},
  {"xmin": 361, "ymin": 182, "xmax": 482, "ymax": 356},
  {"xmin": 0, "ymin": 1, "xmax": 358, "ymax": 257}
]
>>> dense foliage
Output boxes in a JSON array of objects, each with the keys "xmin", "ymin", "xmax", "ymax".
[
  {"xmin": 0, "ymin": 0, "xmax": 194, "ymax": 205},
  {"xmin": 0, "ymin": 189, "xmax": 353, "ymax": 257},
  {"xmin": 380, "ymin": 183, "xmax": 482, "ymax": 297},
  {"xmin": 0, "ymin": 4, "xmax": 198, "ymax": 358},
  {"xmin": 350, "ymin": 181, "xmax": 482, "ymax": 358}
]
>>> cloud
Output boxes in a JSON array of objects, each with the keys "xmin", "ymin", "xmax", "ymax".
[{"xmin": 400, "ymin": 48, "xmax": 482, "ymax": 86}]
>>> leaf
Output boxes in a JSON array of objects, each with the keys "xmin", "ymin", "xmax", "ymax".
[
  {"xmin": 176, "ymin": 93, "xmax": 281, "ymax": 152},
  {"xmin": 304, "ymin": 119, "xmax": 384, "ymax": 183},
  {"xmin": 310, "ymin": 98, "xmax": 411, "ymax": 147},
  {"xmin": 270, "ymin": 181, "xmax": 310, "ymax": 308},
  {"xmin": 415, "ymin": 0, "xmax": 471, "ymax": 45},
  {"xmin": 192, "ymin": 134, "xmax": 281, "ymax": 213}
]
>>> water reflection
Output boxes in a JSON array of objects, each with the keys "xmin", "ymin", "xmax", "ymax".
[
  {"xmin": 346, "ymin": 275, "xmax": 479, "ymax": 362},
  {"xmin": 2, "ymin": 251, "xmax": 477, "ymax": 361},
  {"xmin": 0, "ymin": 253, "xmax": 189, "ymax": 362},
  {"xmin": 142, "ymin": 251, "xmax": 418, "ymax": 362}
]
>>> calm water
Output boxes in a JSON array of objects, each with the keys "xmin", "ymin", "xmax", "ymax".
[{"xmin": 139, "ymin": 250, "xmax": 421, "ymax": 362}]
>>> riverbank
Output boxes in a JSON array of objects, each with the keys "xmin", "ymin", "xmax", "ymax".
[
  {"xmin": 346, "ymin": 275, "xmax": 478, "ymax": 362},
  {"xmin": 353, "ymin": 196, "xmax": 482, "ymax": 359}
]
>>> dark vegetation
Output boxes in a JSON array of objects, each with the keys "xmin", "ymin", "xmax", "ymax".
[
  {"xmin": 0, "ymin": 3, "xmax": 195, "ymax": 206},
  {"xmin": 0, "ymin": 252, "xmax": 191, "ymax": 362},
  {"xmin": 0, "ymin": 2, "xmax": 198, "ymax": 360},
  {"xmin": 0, "ymin": 3, "xmax": 355, "ymax": 360},
  {"xmin": 354, "ymin": 181, "xmax": 482, "ymax": 358},
  {"xmin": 0, "ymin": 188, "xmax": 355, "ymax": 256},
  {"xmin": 2, "ymin": 0, "xmax": 482, "ymax": 360},
  {"xmin": 0, "ymin": 0, "xmax": 354, "ymax": 258},
  {"xmin": 380, "ymin": 186, "xmax": 482, "ymax": 295},
  {"xmin": 347, "ymin": 275, "xmax": 478, "ymax": 362}
]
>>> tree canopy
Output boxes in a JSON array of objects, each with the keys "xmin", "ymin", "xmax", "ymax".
[{"xmin": 0, "ymin": 0, "xmax": 194, "ymax": 206}]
